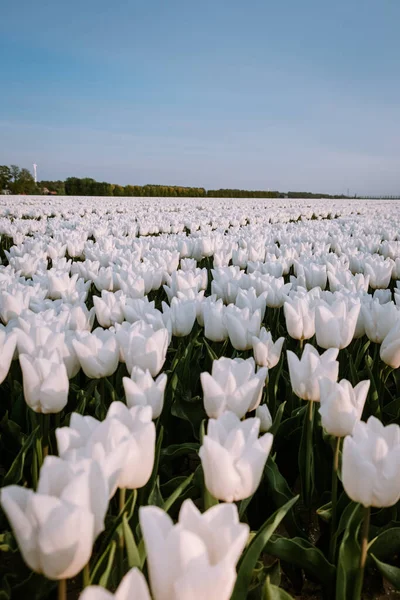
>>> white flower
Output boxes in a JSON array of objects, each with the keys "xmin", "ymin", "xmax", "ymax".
[
  {"xmin": 342, "ymin": 417, "xmax": 400, "ymax": 507},
  {"xmin": 199, "ymin": 411, "xmax": 273, "ymax": 502},
  {"xmin": 19, "ymin": 352, "xmax": 69, "ymax": 413},
  {"xmin": 318, "ymin": 378, "xmax": 370, "ymax": 437},
  {"xmin": 287, "ymin": 344, "xmax": 339, "ymax": 402},
  {"xmin": 123, "ymin": 366, "xmax": 167, "ymax": 418},
  {"xmin": 315, "ymin": 299, "xmax": 360, "ymax": 349},
  {"xmin": 140, "ymin": 498, "xmax": 249, "ymax": 600},
  {"xmin": 116, "ymin": 320, "xmax": 169, "ymax": 376},
  {"xmin": 79, "ymin": 568, "xmax": 151, "ymax": 600},
  {"xmin": 252, "ymin": 327, "xmax": 284, "ymax": 368},
  {"xmin": 256, "ymin": 404, "xmax": 273, "ymax": 432},
  {"xmin": 225, "ymin": 306, "xmax": 261, "ymax": 351},
  {"xmin": 72, "ymin": 328, "xmax": 119, "ymax": 379},
  {"xmin": 201, "ymin": 357, "xmax": 267, "ymax": 419},
  {"xmin": 0, "ymin": 484, "xmax": 95, "ymax": 580}
]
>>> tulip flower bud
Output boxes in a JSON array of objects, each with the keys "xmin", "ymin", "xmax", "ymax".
[
  {"xmin": 79, "ymin": 568, "xmax": 151, "ymax": 600},
  {"xmin": 201, "ymin": 357, "xmax": 267, "ymax": 419},
  {"xmin": 199, "ymin": 411, "xmax": 273, "ymax": 502},
  {"xmin": 318, "ymin": 378, "xmax": 370, "ymax": 437},
  {"xmin": 256, "ymin": 404, "xmax": 273, "ymax": 432},
  {"xmin": 287, "ymin": 344, "xmax": 339, "ymax": 402},
  {"xmin": 0, "ymin": 484, "xmax": 95, "ymax": 580},
  {"xmin": 123, "ymin": 366, "xmax": 167, "ymax": 418},
  {"xmin": 139, "ymin": 499, "xmax": 249, "ymax": 600},
  {"xmin": 225, "ymin": 306, "xmax": 261, "ymax": 351},
  {"xmin": 19, "ymin": 351, "xmax": 69, "ymax": 413},
  {"xmin": 380, "ymin": 321, "xmax": 400, "ymax": 368},
  {"xmin": 342, "ymin": 417, "xmax": 400, "ymax": 507},
  {"xmin": 252, "ymin": 327, "xmax": 284, "ymax": 368},
  {"xmin": 93, "ymin": 290, "xmax": 126, "ymax": 328},
  {"xmin": 0, "ymin": 329, "xmax": 16, "ymax": 384},
  {"xmin": 72, "ymin": 328, "xmax": 119, "ymax": 379},
  {"xmin": 116, "ymin": 320, "xmax": 169, "ymax": 377},
  {"xmin": 315, "ymin": 300, "xmax": 360, "ymax": 349},
  {"xmin": 283, "ymin": 295, "xmax": 315, "ymax": 341}
]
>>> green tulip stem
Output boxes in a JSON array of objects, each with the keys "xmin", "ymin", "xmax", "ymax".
[
  {"xmin": 83, "ymin": 563, "xmax": 90, "ymax": 588},
  {"xmin": 58, "ymin": 579, "xmax": 67, "ymax": 600},
  {"xmin": 42, "ymin": 413, "xmax": 49, "ymax": 458},
  {"xmin": 119, "ymin": 488, "xmax": 126, "ymax": 579},
  {"xmin": 101, "ymin": 378, "xmax": 106, "ymax": 406},
  {"xmin": 329, "ymin": 436, "xmax": 341, "ymax": 563},
  {"xmin": 204, "ymin": 486, "xmax": 219, "ymax": 510},
  {"xmin": 266, "ymin": 379, "xmax": 273, "ymax": 417},
  {"xmin": 304, "ymin": 400, "xmax": 314, "ymax": 506},
  {"xmin": 55, "ymin": 412, "xmax": 61, "ymax": 430},
  {"xmin": 119, "ymin": 487, "xmax": 126, "ymax": 513},
  {"xmin": 354, "ymin": 506, "xmax": 371, "ymax": 599},
  {"xmin": 299, "ymin": 338, "xmax": 304, "ymax": 353},
  {"xmin": 31, "ymin": 443, "xmax": 39, "ymax": 490}
]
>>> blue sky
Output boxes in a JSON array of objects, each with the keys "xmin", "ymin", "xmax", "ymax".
[{"xmin": 1, "ymin": 0, "xmax": 399, "ymax": 194}]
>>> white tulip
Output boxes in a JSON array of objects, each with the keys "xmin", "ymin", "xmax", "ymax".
[
  {"xmin": 318, "ymin": 378, "xmax": 370, "ymax": 437},
  {"xmin": 315, "ymin": 299, "xmax": 360, "ymax": 349},
  {"xmin": 116, "ymin": 320, "xmax": 169, "ymax": 377},
  {"xmin": 201, "ymin": 357, "xmax": 267, "ymax": 419},
  {"xmin": 342, "ymin": 417, "xmax": 400, "ymax": 507},
  {"xmin": 140, "ymin": 498, "xmax": 249, "ymax": 600},
  {"xmin": 225, "ymin": 306, "xmax": 261, "ymax": 351},
  {"xmin": 79, "ymin": 568, "xmax": 151, "ymax": 600},
  {"xmin": 19, "ymin": 352, "xmax": 69, "ymax": 413},
  {"xmin": 199, "ymin": 411, "xmax": 273, "ymax": 502},
  {"xmin": 123, "ymin": 366, "xmax": 167, "ymax": 418},
  {"xmin": 0, "ymin": 485, "xmax": 95, "ymax": 580},
  {"xmin": 256, "ymin": 404, "xmax": 273, "ymax": 432},
  {"xmin": 287, "ymin": 344, "xmax": 339, "ymax": 402},
  {"xmin": 284, "ymin": 294, "xmax": 315, "ymax": 341},
  {"xmin": 252, "ymin": 327, "xmax": 284, "ymax": 368},
  {"xmin": 72, "ymin": 328, "xmax": 119, "ymax": 379}
]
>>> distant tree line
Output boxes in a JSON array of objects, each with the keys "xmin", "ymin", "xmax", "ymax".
[
  {"xmin": 0, "ymin": 165, "xmax": 37, "ymax": 194},
  {"xmin": 64, "ymin": 178, "xmax": 207, "ymax": 197},
  {"xmin": 63, "ymin": 178, "xmax": 350, "ymax": 199},
  {"xmin": 0, "ymin": 165, "xmax": 352, "ymax": 199}
]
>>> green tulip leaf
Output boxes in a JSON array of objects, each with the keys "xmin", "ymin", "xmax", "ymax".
[
  {"xmin": 161, "ymin": 442, "xmax": 199, "ymax": 459},
  {"xmin": 264, "ymin": 457, "xmax": 305, "ymax": 538},
  {"xmin": 163, "ymin": 472, "xmax": 194, "ymax": 513},
  {"xmin": 316, "ymin": 500, "xmax": 332, "ymax": 523},
  {"xmin": 367, "ymin": 527, "xmax": 400, "ymax": 562},
  {"xmin": 335, "ymin": 500, "xmax": 358, "ymax": 541},
  {"xmin": 122, "ymin": 514, "xmax": 141, "ymax": 569},
  {"xmin": 269, "ymin": 401, "xmax": 287, "ymax": 436},
  {"xmin": 147, "ymin": 476, "xmax": 164, "ymax": 508},
  {"xmin": 203, "ymin": 338, "xmax": 218, "ymax": 361},
  {"xmin": 371, "ymin": 554, "xmax": 400, "ymax": 590},
  {"xmin": 231, "ymin": 495, "xmax": 299, "ymax": 600},
  {"xmin": 98, "ymin": 540, "xmax": 117, "ymax": 588},
  {"xmin": 0, "ymin": 531, "xmax": 17, "ymax": 553},
  {"xmin": 335, "ymin": 503, "xmax": 363, "ymax": 600},
  {"xmin": 2, "ymin": 426, "xmax": 39, "ymax": 487},
  {"xmin": 265, "ymin": 536, "xmax": 336, "ymax": 585},
  {"xmin": 263, "ymin": 577, "xmax": 295, "ymax": 600}
]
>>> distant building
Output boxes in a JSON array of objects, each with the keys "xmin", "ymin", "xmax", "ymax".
[
  {"xmin": 1, "ymin": 189, "xmax": 11, "ymax": 195},
  {"xmin": 41, "ymin": 187, "xmax": 58, "ymax": 195}
]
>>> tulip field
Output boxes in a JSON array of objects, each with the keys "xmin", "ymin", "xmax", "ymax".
[{"xmin": 2, "ymin": 195, "xmax": 400, "ymax": 600}]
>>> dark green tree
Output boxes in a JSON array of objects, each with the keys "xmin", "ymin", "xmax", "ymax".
[{"xmin": 0, "ymin": 166, "xmax": 12, "ymax": 190}]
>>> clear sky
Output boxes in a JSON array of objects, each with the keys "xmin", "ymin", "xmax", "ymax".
[{"xmin": 1, "ymin": 0, "xmax": 399, "ymax": 195}]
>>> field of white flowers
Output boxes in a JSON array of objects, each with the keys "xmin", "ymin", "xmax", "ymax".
[{"xmin": 0, "ymin": 195, "xmax": 400, "ymax": 600}]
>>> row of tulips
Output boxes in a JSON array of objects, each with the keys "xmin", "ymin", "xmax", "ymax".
[{"xmin": 1, "ymin": 195, "xmax": 400, "ymax": 600}]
